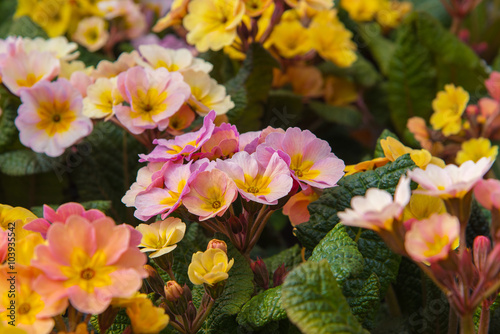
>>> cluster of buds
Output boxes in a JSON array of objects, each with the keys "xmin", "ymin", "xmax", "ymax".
[
  {"xmin": 338, "ymin": 157, "xmax": 500, "ymax": 333},
  {"xmin": 251, "ymin": 258, "xmax": 288, "ymax": 290},
  {"xmin": 143, "ymin": 239, "xmax": 234, "ymax": 334},
  {"xmin": 124, "ymin": 110, "xmax": 345, "ymax": 256}
]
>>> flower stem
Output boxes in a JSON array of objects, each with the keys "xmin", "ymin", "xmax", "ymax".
[
  {"xmin": 478, "ymin": 304, "xmax": 490, "ymax": 334},
  {"xmin": 448, "ymin": 308, "xmax": 459, "ymax": 334},
  {"xmin": 460, "ymin": 314, "xmax": 475, "ymax": 334}
]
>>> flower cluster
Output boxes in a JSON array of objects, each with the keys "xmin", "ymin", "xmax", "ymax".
[{"xmin": 340, "ymin": 0, "xmax": 412, "ymax": 29}]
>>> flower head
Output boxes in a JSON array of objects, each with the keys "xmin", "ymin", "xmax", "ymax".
[
  {"xmin": 199, "ymin": 123, "xmax": 239, "ymax": 160},
  {"xmin": 168, "ymin": 104, "xmax": 196, "ymax": 135},
  {"xmin": 430, "ymin": 84, "xmax": 469, "ymax": 136},
  {"xmin": 136, "ymin": 218, "xmax": 186, "ymax": 258},
  {"xmin": 72, "ymin": 16, "xmax": 109, "ymax": 52},
  {"xmin": 183, "ymin": 169, "xmax": 238, "ymax": 221},
  {"xmin": 137, "ymin": 45, "xmax": 212, "ymax": 73},
  {"xmin": 408, "ymin": 157, "xmax": 493, "ymax": 199},
  {"xmin": 455, "ymin": 138, "xmax": 498, "ymax": 165},
  {"xmin": 15, "ymin": 0, "xmax": 71, "ymax": 37},
  {"xmin": 115, "ymin": 66, "xmax": 191, "ymax": 134},
  {"xmin": 283, "ymin": 187, "xmax": 320, "ymax": 226},
  {"xmin": 32, "ymin": 216, "xmax": 147, "ymax": 314},
  {"xmin": 338, "ymin": 175, "xmax": 411, "ymax": 231},
  {"xmin": 83, "ymin": 77, "xmax": 123, "ymax": 119},
  {"xmin": 340, "ymin": 0, "xmax": 382, "ymax": 21},
  {"xmin": 122, "ymin": 162, "xmax": 165, "ymax": 207},
  {"xmin": 188, "ymin": 248, "xmax": 234, "ymax": 285},
  {"xmin": 183, "ymin": 0, "xmax": 245, "ymax": 52},
  {"xmin": 269, "ymin": 20, "xmax": 311, "ymax": 59},
  {"xmin": 344, "ymin": 157, "xmax": 390, "ymax": 176},
  {"xmin": 217, "ymin": 151, "xmax": 293, "ymax": 205},
  {"xmin": 0, "ymin": 204, "xmax": 36, "ymax": 241},
  {"xmin": 402, "ymin": 192, "xmax": 446, "ymax": 223},
  {"xmin": 125, "ymin": 298, "xmax": 169, "ymax": 334},
  {"xmin": 405, "ymin": 213, "xmax": 460, "ymax": 264},
  {"xmin": 474, "ymin": 179, "xmax": 500, "ymax": 210},
  {"xmin": 381, "ymin": 137, "xmax": 444, "ymax": 169}
]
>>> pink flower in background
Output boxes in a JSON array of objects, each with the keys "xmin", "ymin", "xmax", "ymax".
[
  {"xmin": 24, "ymin": 202, "xmax": 105, "ymax": 238},
  {"xmin": 474, "ymin": 179, "xmax": 500, "ymax": 210},
  {"xmin": 115, "ymin": 66, "xmax": 191, "ymax": 134},
  {"xmin": 32, "ymin": 216, "xmax": 147, "ymax": 314},
  {"xmin": 216, "ymin": 151, "xmax": 293, "ymax": 205},
  {"xmin": 183, "ymin": 169, "xmax": 238, "ymax": 220},
  {"xmin": 405, "ymin": 213, "xmax": 460, "ymax": 264},
  {"xmin": 257, "ymin": 127, "xmax": 345, "ymax": 189},
  {"xmin": 283, "ymin": 187, "xmax": 320, "ymax": 226},
  {"xmin": 198, "ymin": 123, "xmax": 239, "ymax": 160},
  {"xmin": 15, "ymin": 79, "xmax": 93, "ymax": 157},
  {"xmin": 486, "ymin": 72, "xmax": 500, "ymax": 101},
  {"xmin": 1, "ymin": 50, "xmax": 59, "ymax": 95},
  {"xmin": 408, "ymin": 157, "xmax": 493, "ymax": 199},
  {"xmin": 338, "ymin": 176, "xmax": 411, "ymax": 231},
  {"xmin": 140, "ymin": 110, "xmax": 216, "ymax": 162}
]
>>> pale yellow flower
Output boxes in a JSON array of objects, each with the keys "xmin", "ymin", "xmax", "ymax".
[
  {"xmin": 183, "ymin": 0, "xmax": 245, "ymax": 52},
  {"xmin": 380, "ymin": 137, "xmax": 445, "ymax": 169},
  {"xmin": 136, "ymin": 45, "xmax": 213, "ymax": 73},
  {"xmin": 402, "ymin": 192, "xmax": 446, "ymax": 223},
  {"xmin": 456, "ymin": 138, "xmax": 499, "ymax": 165},
  {"xmin": 188, "ymin": 248, "xmax": 234, "ymax": 286},
  {"xmin": 136, "ymin": 218, "xmax": 186, "ymax": 258},
  {"xmin": 83, "ymin": 77, "xmax": 123, "ymax": 119},
  {"xmin": 72, "ymin": 16, "xmax": 109, "ymax": 52},
  {"xmin": 430, "ymin": 84, "xmax": 469, "ymax": 136}
]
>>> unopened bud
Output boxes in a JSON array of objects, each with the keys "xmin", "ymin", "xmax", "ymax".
[
  {"xmin": 98, "ymin": 306, "xmax": 120, "ymax": 333},
  {"xmin": 229, "ymin": 216, "xmax": 244, "ymax": 234},
  {"xmin": 273, "ymin": 264, "xmax": 288, "ymax": 287},
  {"xmin": 473, "ymin": 236, "xmax": 491, "ymax": 273},
  {"xmin": 164, "ymin": 280, "xmax": 184, "ymax": 302},
  {"xmin": 207, "ymin": 239, "xmax": 227, "ymax": 254},
  {"xmin": 251, "ymin": 258, "xmax": 269, "ymax": 290},
  {"xmin": 144, "ymin": 265, "xmax": 166, "ymax": 298},
  {"xmin": 186, "ymin": 301, "xmax": 197, "ymax": 323},
  {"xmin": 153, "ymin": 252, "xmax": 174, "ymax": 274}
]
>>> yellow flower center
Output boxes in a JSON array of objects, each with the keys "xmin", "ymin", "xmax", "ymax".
[
  {"xmin": 247, "ymin": 186, "xmax": 259, "ymax": 194},
  {"xmin": 131, "ymin": 88, "xmax": 168, "ymax": 122},
  {"xmin": 18, "ymin": 303, "xmax": 31, "ymax": 315},
  {"xmin": 290, "ymin": 154, "xmax": 320, "ymax": 181},
  {"xmin": 423, "ymin": 235, "xmax": 450, "ymax": 258},
  {"xmin": 84, "ymin": 27, "xmax": 99, "ymax": 44},
  {"xmin": 36, "ymin": 100, "xmax": 76, "ymax": 136},
  {"xmin": 212, "ymin": 201, "xmax": 222, "ymax": 209},
  {"xmin": 16, "ymin": 73, "xmax": 42, "ymax": 88},
  {"xmin": 80, "ymin": 268, "xmax": 96, "ymax": 280}
]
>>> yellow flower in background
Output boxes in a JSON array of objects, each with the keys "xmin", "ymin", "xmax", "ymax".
[
  {"xmin": 83, "ymin": 77, "xmax": 123, "ymax": 119},
  {"xmin": 72, "ymin": 16, "xmax": 109, "ymax": 52},
  {"xmin": 188, "ymin": 248, "xmax": 234, "ymax": 286},
  {"xmin": 135, "ymin": 218, "xmax": 186, "ymax": 258},
  {"xmin": 430, "ymin": 84, "xmax": 469, "ymax": 136},
  {"xmin": 376, "ymin": 1, "xmax": 413, "ymax": 29},
  {"xmin": 402, "ymin": 192, "xmax": 446, "ymax": 223},
  {"xmin": 15, "ymin": 0, "xmax": 72, "ymax": 37},
  {"xmin": 269, "ymin": 20, "xmax": 312, "ymax": 58},
  {"xmin": 153, "ymin": 0, "xmax": 190, "ymax": 32},
  {"xmin": 243, "ymin": 0, "xmax": 273, "ymax": 17},
  {"xmin": 324, "ymin": 76, "xmax": 358, "ymax": 106},
  {"xmin": 183, "ymin": 0, "xmax": 245, "ymax": 52},
  {"xmin": 344, "ymin": 157, "xmax": 390, "ymax": 176},
  {"xmin": 125, "ymin": 298, "xmax": 169, "ymax": 334},
  {"xmin": 456, "ymin": 138, "xmax": 499, "ymax": 165},
  {"xmin": 340, "ymin": 0, "xmax": 383, "ymax": 22},
  {"xmin": 0, "ymin": 204, "xmax": 37, "ymax": 241},
  {"xmin": 0, "ymin": 321, "xmax": 28, "ymax": 333},
  {"xmin": 380, "ymin": 137, "xmax": 445, "ymax": 169},
  {"xmin": 308, "ymin": 10, "xmax": 357, "ymax": 67}
]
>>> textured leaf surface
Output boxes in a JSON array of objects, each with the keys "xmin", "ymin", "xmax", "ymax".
[
  {"xmin": 264, "ymin": 244, "xmax": 303, "ymax": 278},
  {"xmin": 0, "ymin": 97, "xmax": 18, "ymax": 153},
  {"xmin": 0, "ymin": 150, "xmax": 63, "ymax": 176},
  {"xmin": 8, "ymin": 16, "xmax": 48, "ymax": 38},
  {"xmin": 237, "ymin": 286, "xmax": 287, "ymax": 330},
  {"xmin": 357, "ymin": 23, "xmax": 395, "ymax": 76},
  {"xmin": 282, "ymin": 261, "xmax": 368, "ymax": 334}
]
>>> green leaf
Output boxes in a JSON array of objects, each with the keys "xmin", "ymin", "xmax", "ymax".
[
  {"xmin": 282, "ymin": 261, "xmax": 368, "ymax": 334},
  {"xmin": 493, "ymin": 53, "xmax": 500, "ymax": 72},
  {"xmin": 263, "ymin": 90, "xmax": 303, "ymax": 129},
  {"xmin": 237, "ymin": 286, "xmax": 287, "ymax": 330},
  {"xmin": 8, "ymin": 16, "xmax": 48, "ymax": 38},
  {"xmin": 264, "ymin": 244, "xmax": 303, "ymax": 279},
  {"xmin": 295, "ymin": 154, "xmax": 416, "ymax": 250},
  {"xmin": 309, "ymin": 224, "xmax": 364, "ymax": 286},
  {"xmin": 309, "ymin": 101, "xmax": 362, "ymax": 127},
  {"xmin": 318, "ymin": 56, "xmax": 381, "ymax": 88},
  {"xmin": 0, "ymin": 150, "xmax": 63, "ymax": 176},
  {"xmin": 77, "ymin": 45, "xmax": 112, "ymax": 68},
  {"xmin": 373, "ymin": 129, "xmax": 398, "ymax": 158},
  {"xmin": 198, "ymin": 50, "xmax": 236, "ymax": 84},
  {"xmin": 357, "ymin": 23, "xmax": 395, "ymax": 76},
  {"xmin": 342, "ymin": 273, "xmax": 380, "ymax": 325},
  {"xmin": 198, "ymin": 237, "xmax": 254, "ymax": 334},
  {"xmin": 0, "ymin": 97, "xmax": 18, "ymax": 153},
  {"xmin": 0, "ymin": 0, "xmax": 16, "ymax": 38},
  {"xmin": 30, "ymin": 200, "xmax": 112, "ymax": 218}
]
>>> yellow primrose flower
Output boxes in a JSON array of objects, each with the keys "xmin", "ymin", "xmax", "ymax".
[
  {"xmin": 0, "ymin": 320, "xmax": 28, "ymax": 333},
  {"xmin": 344, "ymin": 157, "xmax": 390, "ymax": 176},
  {"xmin": 324, "ymin": 76, "xmax": 358, "ymax": 106},
  {"xmin": 83, "ymin": 77, "xmax": 123, "ymax": 119},
  {"xmin": 183, "ymin": 0, "xmax": 246, "ymax": 52},
  {"xmin": 340, "ymin": 0, "xmax": 384, "ymax": 21},
  {"xmin": 308, "ymin": 10, "xmax": 357, "ymax": 67},
  {"xmin": 456, "ymin": 138, "xmax": 499, "ymax": 165},
  {"xmin": 125, "ymin": 298, "xmax": 170, "ymax": 334},
  {"xmin": 16, "ymin": 233, "xmax": 45, "ymax": 267},
  {"xmin": 153, "ymin": 0, "xmax": 190, "ymax": 31},
  {"xmin": 15, "ymin": 0, "xmax": 72, "ymax": 37},
  {"xmin": 243, "ymin": 0, "xmax": 273, "ymax": 17},
  {"xmin": 376, "ymin": 1, "xmax": 413, "ymax": 29},
  {"xmin": 188, "ymin": 248, "xmax": 234, "ymax": 286},
  {"xmin": 380, "ymin": 137, "xmax": 445, "ymax": 169},
  {"xmin": 72, "ymin": 16, "xmax": 109, "ymax": 52},
  {"xmin": 402, "ymin": 192, "xmax": 446, "ymax": 223},
  {"xmin": 0, "ymin": 204, "xmax": 37, "ymax": 241},
  {"xmin": 269, "ymin": 20, "xmax": 312, "ymax": 58},
  {"xmin": 136, "ymin": 218, "xmax": 186, "ymax": 258},
  {"xmin": 430, "ymin": 84, "xmax": 469, "ymax": 136}
]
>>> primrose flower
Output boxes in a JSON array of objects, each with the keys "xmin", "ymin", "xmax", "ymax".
[
  {"xmin": 408, "ymin": 157, "xmax": 493, "ymax": 199},
  {"xmin": 136, "ymin": 218, "xmax": 186, "ymax": 258},
  {"xmin": 376, "ymin": 1, "xmax": 413, "ymax": 29},
  {"xmin": 126, "ymin": 298, "xmax": 170, "ymax": 334},
  {"xmin": 381, "ymin": 137, "xmax": 445, "ymax": 169},
  {"xmin": 72, "ymin": 16, "xmax": 109, "ymax": 52},
  {"xmin": 257, "ymin": 127, "xmax": 345, "ymax": 189},
  {"xmin": 32, "ymin": 216, "xmax": 147, "ymax": 314},
  {"xmin": 0, "ymin": 204, "xmax": 36, "ymax": 240},
  {"xmin": 198, "ymin": 123, "xmax": 239, "ymax": 160},
  {"xmin": 324, "ymin": 76, "xmax": 358, "ymax": 106},
  {"xmin": 167, "ymin": 104, "xmax": 196, "ymax": 135},
  {"xmin": 153, "ymin": 0, "xmax": 190, "ymax": 31},
  {"xmin": 140, "ymin": 110, "xmax": 216, "ymax": 162},
  {"xmin": 183, "ymin": 0, "xmax": 245, "ymax": 52},
  {"xmin": 115, "ymin": 66, "xmax": 191, "ymax": 134},
  {"xmin": 430, "ymin": 84, "xmax": 469, "ymax": 136},
  {"xmin": 344, "ymin": 157, "xmax": 390, "ymax": 176},
  {"xmin": 24, "ymin": 202, "xmax": 105, "ymax": 238},
  {"xmin": 407, "ymin": 117, "xmax": 434, "ymax": 152},
  {"xmin": 1, "ymin": 50, "xmax": 59, "ymax": 95},
  {"xmin": 83, "ymin": 77, "xmax": 123, "ymax": 119},
  {"xmin": 405, "ymin": 213, "xmax": 460, "ymax": 264},
  {"xmin": 474, "ymin": 179, "xmax": 500, "ymax": 210},
  {"xmin": 243, "ymin": 0, "xmax": 273, "ymax": 16},
  {"xmin": 91, "ymin": 51, "xmax": 138, "ymax": 79},
  {"xmin": 182, "ymin": 70, "xmax": 235, "ymax": 116},
  {"xmin": 217, "ymin": 151, "xmax": 293, "ymax": 205},
  {"xmin": 137, "ymin": 45, "xmax": 212, "ymax": 73},
  {"xmin": 269, "ymin": 20, "xmax": 311, "ymax": 59},
  {"xmin": 283, "ymin": 187, "xmax": 320, "ymax": 226},
  {"xmin": 340, "ymin": 0, "xmax": 382, "ymax": 21},
  {"xmin": 308, "ymin": 10, "xmax": 357, "ymax": 68},
  {"xmin": 188, "ymin": 248, "xmax": 234, "ymax": 285},
  {"xmin": 122, "ymin": 162, "xmax": 165, "ymax": 207},
  {"xmin": 15, "ymin": 79, "xmax": 93, "ymax": 157},
  {"xmin": 455, "ymin": 138, "xmax": 498, "ymax": 165},
  {"xmin": 338, "ymin": 176, "xmax": 411, "ymax": 231},
  {"xmin": 15, "ymin": 0, "xmax": 72, "ymax": 37},
  {"xmin": 402, "ymin": 192, "xmax": 446, "ymax": 223},
  {"xmin": 183, "ymin": 169, "xmax": 238, "ymax": 221}
]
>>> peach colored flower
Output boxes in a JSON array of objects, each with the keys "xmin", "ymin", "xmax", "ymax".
[
  {"xmin": 283, "ymin": 187, "xmax": 320, "ymax": 226},
  {"xmin": 474, "ymin": 179, "xmax": 500, "ymax": 210}
]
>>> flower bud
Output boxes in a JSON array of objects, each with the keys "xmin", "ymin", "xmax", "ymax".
[
  {"xmin": 473, "ymin": 236, "xmax": 491, "ymax": 273},
  {"xmin": 144, "ymin": 265, "xmax": 166, "ymax": 298},
  {"xmin": 164, "ymin": 280, "xmax": 184, "ymax": 302},
  {"xmin": 251, "ymin": 258, "xmax": 269, "ymax": 290},
  {"xmin": 98, "ymin": 306, "xmax": 120, "ymax": 333},
  {"xmin": 153, "ymin": 252, "xmax": 174, "ymax": 275},
  {"xmin": 186, "ymin": 301, "xmax": 197, "ymax": 323},
  {"xmin": 207, "ymin": 239, "xmax": 228, "ymax": 254},
  {"xmin": 273, "ymin": 264, "xmax": 288, "ymax": 287}
]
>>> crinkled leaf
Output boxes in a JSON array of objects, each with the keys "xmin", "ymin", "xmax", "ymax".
[
  {"xmin": 309, "ymin": 101, "xmax": 362, "ymax": 127},
  {"xmin": 343, "ymin": 273, "xmax": 380, "ymax": 324},
  {"xmin": 282, "ymin": 261, "xmax": 368, "ymax": 334},
  {"xmin": 8, "ymin": 16, "xmax": 48, "ymax": 38},
  {"xmin": 0, "ymin": 150, "xmax": 63, "ymax": 176},
  {"xmin": 309, "ymin": 224, "xmax": 364, "ymax": 286},
  {"xmin": 318, "ymin": 56, "xmax": 381, "ymax": 88},
  {"xmin": 357, "ymin": 23, "xmax": 395, "ymax": 76},
  {"xmin": 0, "ymin": 97, "xmax": 18, "ymax": 153},
  {"xmin": 237, "ymin": 286, "xmax": 287, "ymax": 330}
]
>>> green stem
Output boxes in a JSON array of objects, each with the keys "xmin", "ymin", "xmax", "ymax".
[
  {"xmin": 190, "ymin": 298, "xmax": 215, "ymax": 334},
  {"xmin": 460, "ymin": 314, "xmax": 475, "ymax": 334}
]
